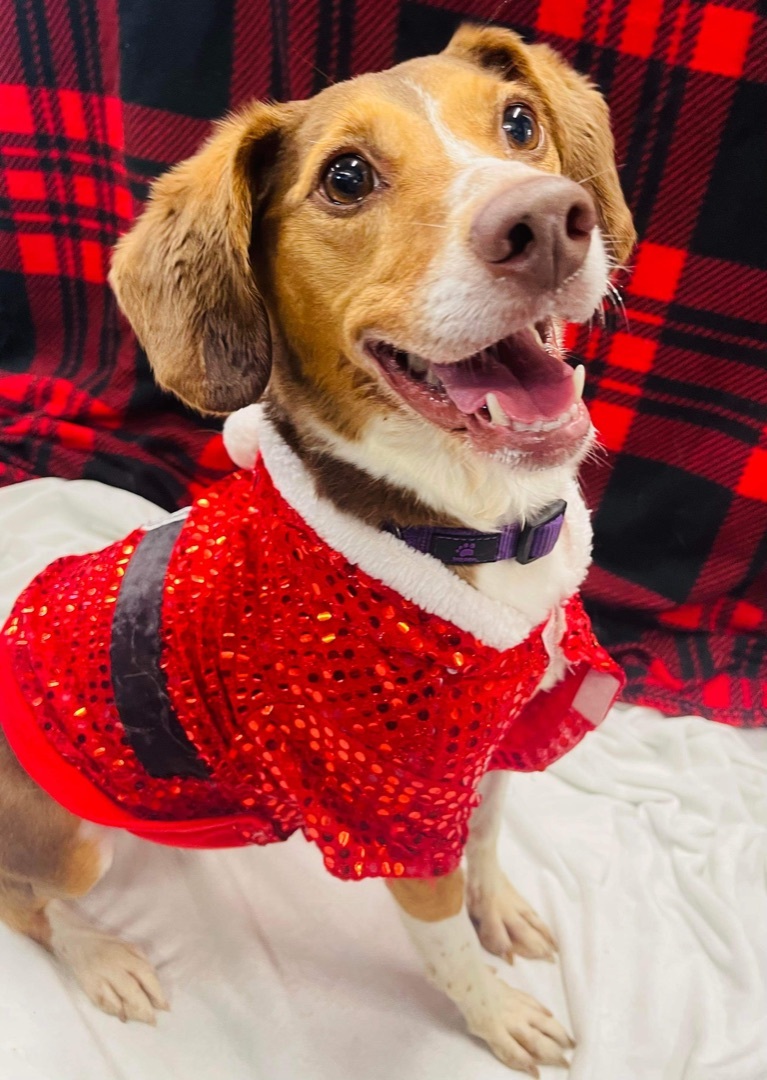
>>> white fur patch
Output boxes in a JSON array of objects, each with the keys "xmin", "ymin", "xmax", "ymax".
[
  {"xmin": 257, "ymin": 410, "xmax": 591, "ymax": 651},
  {"xmin": 468, "ymin": 771, "xmax": 508, "ymax": 851},
  {"xmin": 406, "ymin": 81, "xmax": 522, "ymax": 174},
  {"xmin": 397, "ymin": 902, "xmax": 571, "ymax": 1071},
  {"xmin": 465, "ymin": 772, "xmax": 507, "ymax": 920},
  {"xmin": 466, "ymin": 774, "xmax": 559, "ymax": 963},
  {"xmin": 415, "ymin": 203, "xmax": 608, "ymax": 363},
  {"xmin": 399, "ymin": 904, "xmax": 494, "ymax": 1018},
  {"xmin": 392, "ymin": 84, "xmax": 610, "ymax": 361},
  {"xmin": 298, "ymin": 406, "xmax": 593, "ymax": 634}
]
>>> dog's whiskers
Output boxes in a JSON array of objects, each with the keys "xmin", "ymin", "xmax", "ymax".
[
  {"xmin": 291, "ymin": 48, "xmax": 336, "ymax": 86},
  {"xmin": 482, "ymin": 0, "xmax": 512, "ymax": 26},
  {"xmin": 575, "ymin": 162, "xmax": 626, "ymax": 186},
  {"xmin": 585, "ymin": 437, "xmax": 610, "ymax": 467},
  {"xmin": 603, "ymin": 280, "xmax": 629, "ymax": 329},
  {"xmin": 574, "ymin": 166, "xmax": 613, "ymax": 186}
]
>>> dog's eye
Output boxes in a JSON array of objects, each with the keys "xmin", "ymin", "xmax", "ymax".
[
  {"xmin": 502, "ymin": 104, "xmax": 540, "ymax": 150},
  {"xmin": 321, "ymin": 154, "xmax": 376, "ymax": 205}
]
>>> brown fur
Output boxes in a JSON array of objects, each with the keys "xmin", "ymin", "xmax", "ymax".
[
  {"xmin": 270, "ymin": 405, "xmax": 463, "ymax": 530},
  {"xmin": 270, "ymin": 406, "xmax": 479, "ymax": 585},
  {"xmin": 0, "ymin": 730, "xmax": 104, "ymax": 946},
  {"xmin": 1, "ymin": 26, "xmax": 634, "ymax": 997},
  {"xmin": 107, "ymin": 29, "xmax": 633, "ymax": 947},
  {"xmin": 445, "ymin": 25, "xmax": 635, "ymax": 266},
  {"xmin": 110, "ymin": 102, "xmax": 302, "ymax": 414},
  {"xmin": 386, "ymin": 868, "xmax": 466, "ymax": 922},
  {"xmin": 109, "ymin": 23, "xmax": 634, "ymax": 466}
]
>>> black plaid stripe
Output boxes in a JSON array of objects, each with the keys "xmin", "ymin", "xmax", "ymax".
[{"xmin": 1, "ymin": 0, "xmax": 765, "ymax": 725}]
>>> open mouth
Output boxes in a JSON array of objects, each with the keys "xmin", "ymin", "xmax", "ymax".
[{"xmin": 366, "ymin": 320, "xmax": 591, "ymax": 461}]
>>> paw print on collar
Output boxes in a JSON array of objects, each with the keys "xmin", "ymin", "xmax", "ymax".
[{"xmin": 456, "ymin": 541, "xmax": 477, "ymax": 560}]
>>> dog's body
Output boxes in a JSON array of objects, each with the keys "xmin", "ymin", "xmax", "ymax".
[
  {"xmin": 0, "ymin": 25, "xmax": 634, "ymax": 1075},
  {"xmin": 1, "ymin": 411, "xmax": 619, "ymax": 859}
]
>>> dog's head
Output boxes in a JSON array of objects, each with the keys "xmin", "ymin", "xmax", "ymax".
[{"xmin": 110, "ymin": 25, "xmax": 635, "ymax": 475}]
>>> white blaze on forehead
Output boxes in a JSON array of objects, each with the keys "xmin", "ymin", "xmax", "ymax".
[
  {"xmin": 405, "ymin": 79, "xmax": 500, "ymax": 168},
  {"xmin": 404, "ymin": 79, "xmax": 540, "ymax": 193},
  {"xmin": 398, "ymin": 81, "xmax": 552, "ymax": 359},
  {"xmin": 400, "ymin": 79, "xmax": 609, "ymax": 359}
]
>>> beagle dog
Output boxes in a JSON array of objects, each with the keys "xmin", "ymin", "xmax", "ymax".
[{"xmin": 0, "ymin": 25, "xmax": 634, "ymax": 1076}]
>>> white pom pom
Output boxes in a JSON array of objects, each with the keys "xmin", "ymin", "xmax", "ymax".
[{"xmin": 222, "ymin": 404, "xmax": 263, "ymax": 469}]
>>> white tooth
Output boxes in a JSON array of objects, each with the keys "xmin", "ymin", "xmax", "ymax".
[
  {"xmin": 425, "ymin": 367, "xmax": 439, "ymax": 386},
  {"xmin": 408, "ymin": 352, "xmax": 428, "ymax": 375},
  {"xmin": 485, "ymin": 392, "xmax": 510, "ymax": 426},
  {"xmin": 572, "ymin": 364, "xmax": 585, "ymax": 402}
]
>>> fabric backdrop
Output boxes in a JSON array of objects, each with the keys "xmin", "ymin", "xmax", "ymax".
[{"xmin": 1, "ymin": 0, "xmax": 766, "ymax": 726}]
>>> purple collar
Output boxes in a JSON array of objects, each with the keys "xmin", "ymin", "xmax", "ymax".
[{"xmin": 384, "ymin": 499, "xmax": 566, "ymax": 566}]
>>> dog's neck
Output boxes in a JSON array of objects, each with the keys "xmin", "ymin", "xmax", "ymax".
[
  {"xmin": 266, "ymin": 399, "xmax": 580, "ymax": 536},
  {"xmin": 260, "ymin": 399, "xmax": 593, "ymax": 630}
]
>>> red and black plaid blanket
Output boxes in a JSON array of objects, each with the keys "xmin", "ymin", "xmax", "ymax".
[{"xmin": 1, "ymin": 0, "xmax": 765, "ymax": 726}]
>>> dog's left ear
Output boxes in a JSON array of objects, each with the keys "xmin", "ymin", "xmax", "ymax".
[
  {"xmin": 110, "ymin": 102, "xmax": 299, "ymax": 415},
  {"xmin": 445, "ymin": 24, "xmax": 636, "ymax": 266}
]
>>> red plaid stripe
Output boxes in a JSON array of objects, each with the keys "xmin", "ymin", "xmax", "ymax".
[{"xmin": 1, "ymin": 0, "xmax": 766, "ymax": 726}]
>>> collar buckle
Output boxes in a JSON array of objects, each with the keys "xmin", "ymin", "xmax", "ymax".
[{"xmin": 516, "ymin": 499, "xmax": 568, "ymax": 565}]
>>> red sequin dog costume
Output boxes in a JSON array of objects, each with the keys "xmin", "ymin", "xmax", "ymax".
[{"xmin": 0, "ymin": 412, "xmax": 622, "ymax": 879}]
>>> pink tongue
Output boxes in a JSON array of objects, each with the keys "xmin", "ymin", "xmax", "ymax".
[{"xmin": 432, "ymin": 330, "xmax": 575, "ymax": 423}]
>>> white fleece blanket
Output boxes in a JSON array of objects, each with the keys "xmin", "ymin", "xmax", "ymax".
[{"xmin": 0, "ymin": 478, "xmax": 765, "ymax": 1080}]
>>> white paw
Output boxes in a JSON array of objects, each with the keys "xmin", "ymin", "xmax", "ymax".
[
  {"xmin": 49, "ymin": 903, "xmax": 168, "ymax": 1023},
  {"xmin": 466, "ymin": 971, "xmax": 573, "ymax": 1076},
  {"xmin": 70, "ymin": 935, "xmax": 169, "ymax": 1023},
  {"xmin": 468, "ymin": 875, "xmax": 558, "ymax": 963}
]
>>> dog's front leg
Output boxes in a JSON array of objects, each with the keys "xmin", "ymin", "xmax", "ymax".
[
  {"xmin": 387, "ymin": 871, "xmax": 571, "ymax": 1075},
  {"xmin": 466, "ymin": 772, "xmax": 558, "ymax": 963}
]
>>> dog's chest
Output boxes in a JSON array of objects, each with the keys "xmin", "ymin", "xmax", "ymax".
[{"xmin": 472, "ymin": 548, "xmax": 573, "ymax": 626}]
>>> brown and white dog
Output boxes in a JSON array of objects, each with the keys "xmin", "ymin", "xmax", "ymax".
[{"xmin": 0, "ymin": 25, "xmax": 634, "ymax": 1076}]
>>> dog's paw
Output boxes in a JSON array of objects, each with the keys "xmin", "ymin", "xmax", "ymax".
[
  {"xmin": 464, "ymin": 970, "xmax": 573, "ymax": 1076},
  {"xmin": 71, "ymin": 936, "xmax": 169, "ymax": 1023},
  {"xmin": 468, "ymin": 874, "xmax": 558, "ymax": 963},
  {"xmin": 52, "ymin": 912, "xmax": 169, "ymax": 1024}
]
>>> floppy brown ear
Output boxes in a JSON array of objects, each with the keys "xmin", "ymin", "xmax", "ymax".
[
  {"xmin": 109, "ymin": 102, "xmax": 295, "ymax": 414},
  {"xmin": 445, "ymin": 24, "xmax": 636, "ymax": 267}
]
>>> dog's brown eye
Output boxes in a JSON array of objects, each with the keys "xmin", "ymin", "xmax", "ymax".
[
  {"xmin": 321, "ymin": 154, "xmax": 376, "ymax": 205},
  {"xmin": 502, "ymin": 104, "xmax": 540, "ymax": 150}
]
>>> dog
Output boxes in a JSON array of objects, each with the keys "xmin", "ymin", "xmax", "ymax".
[{"xmin": 0, "ymin": 24, "xmax": 635, "ymax": 1076}]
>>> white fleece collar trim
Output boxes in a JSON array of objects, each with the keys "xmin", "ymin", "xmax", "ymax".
[{"xmin": 257, "ymin": 409, "xmax": 580, "ymax": 651}]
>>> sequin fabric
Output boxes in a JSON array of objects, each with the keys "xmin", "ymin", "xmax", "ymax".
[{"xmin": 3, "ymin": 460, "xmax": 621, "ymax": 879}]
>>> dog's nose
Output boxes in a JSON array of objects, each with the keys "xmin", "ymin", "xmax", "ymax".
[{"xmin": 470, "ymin": 176, "xmax": 598, "ymax": 290}]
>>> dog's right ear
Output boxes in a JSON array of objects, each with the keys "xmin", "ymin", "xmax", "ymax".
[{"xmin": 109, "ymin": 102, "xmax": 297, "ymax": 415}]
